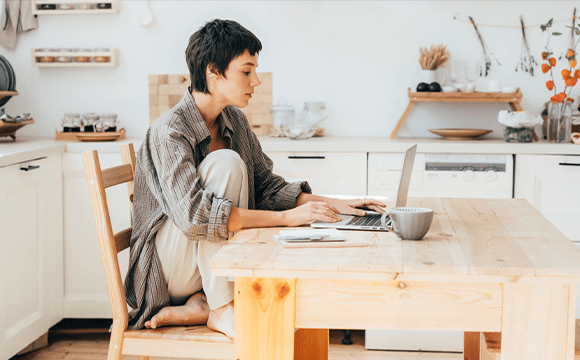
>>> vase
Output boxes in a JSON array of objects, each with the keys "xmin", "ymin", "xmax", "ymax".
[
  {"xmin": 547, "ymin": 101, "xmax": 572, "ymax": 142},
  {"xmin": 420, "ymin": 70, "xmax": 446, "ymax": 85}
]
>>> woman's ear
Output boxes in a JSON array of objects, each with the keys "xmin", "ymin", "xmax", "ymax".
[{"xmin": 206, "ymin": 65, "xmax": 218, "ymax": 79}]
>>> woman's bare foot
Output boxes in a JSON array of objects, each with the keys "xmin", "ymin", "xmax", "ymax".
[
  {"xmin": 144, "ymin": 292, "xmax": 210, "ymax": 329},
  {"xmin": 207, "ymin": 300, "xmax": 234, "ymax": 339}
]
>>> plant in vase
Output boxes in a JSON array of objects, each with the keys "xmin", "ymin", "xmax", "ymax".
[
  {"xmin": 417, "ymin": 43, "xmax": 450, "ymax": 92},
  {"xmin": 541, "ymin": 18, "xmax": 576, "ymax": 142}
]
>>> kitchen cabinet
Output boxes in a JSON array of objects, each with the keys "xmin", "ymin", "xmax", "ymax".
[
  {"xmin": 515, "ymin": 154, "xmax": 580, "ymax": 241},
  {"xmin": 62, "ymin": 153, "xmax": 131, "ymax": 318},
  {"xmin": 0, "ymin": 154, "xmax": 63, "ymax": 360},
  {"xmin": 515, "ymin": 154, "xmax": 580, "ymax": 318},
  {"xmin": 266, "ymin": 152, "xmax": 367, "ymax": 196}
]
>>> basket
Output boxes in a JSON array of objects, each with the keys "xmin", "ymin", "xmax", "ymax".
[{"xmin": 0, "ymin": 118, "xmax": 34, "ymax": 140}]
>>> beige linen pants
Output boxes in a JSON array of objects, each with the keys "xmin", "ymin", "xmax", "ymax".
[{"xmin": 155, "ymin": 149, "xmax": 248, "ymax": 310}]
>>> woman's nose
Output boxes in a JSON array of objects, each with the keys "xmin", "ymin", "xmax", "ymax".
[{"xmin": 251, "ymin": 73, "xmax": 261, "ymax": 87}]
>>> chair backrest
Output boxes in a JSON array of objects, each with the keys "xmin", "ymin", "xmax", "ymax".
[{"xmin": 83, "ymin": 143, "xmax": 136, "ymax": 329}]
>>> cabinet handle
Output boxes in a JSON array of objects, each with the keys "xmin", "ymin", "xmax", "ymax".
[
  {"xmin": 20, "ymin": 165, "xmax": 40, "ymax": 171},
  {"xmin": 288, "ymin": 156, "xmax": 326, "ymax": 160},
  {"xmin": 559, "ymin": 162, "xmax": 580, "ymax": 167}
]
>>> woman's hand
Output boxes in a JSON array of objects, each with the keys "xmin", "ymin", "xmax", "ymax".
[
  {"xmin": 324, "ymin": 197, "xmax": 387, "ymax": 216},
  {"xmin": 282, "ymin": 201, "xmax": 343, "ymax": 227}
]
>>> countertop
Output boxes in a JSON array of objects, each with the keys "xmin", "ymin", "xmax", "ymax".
[{"xmin": 2, "ymin": 136, "xmax": 580, "ymax": 167}]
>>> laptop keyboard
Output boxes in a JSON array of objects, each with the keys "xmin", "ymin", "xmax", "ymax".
[{"xmin": 346, "ymin": 213, "xmax": 384, "ymax": 227}]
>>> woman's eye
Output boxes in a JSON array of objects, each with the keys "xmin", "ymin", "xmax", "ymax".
[{"xmin": 243, "ymin": 71, "xmax": 251, "ymax": 76}]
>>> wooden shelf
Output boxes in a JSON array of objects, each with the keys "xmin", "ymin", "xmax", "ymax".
[
  {"xmin": 32, "ymin": 49, "xmax": 119, "ymax": 67},
  {"xmin": 32, "ymin": 0, "xmax": 119, "ymax": 15},
  {"xmin": 0, "ymin": 91, "xmax": 18, "ymax": 99},
  {"xmin": 391, "ymin": 87, "xmax": 525, "ymax": 139}
]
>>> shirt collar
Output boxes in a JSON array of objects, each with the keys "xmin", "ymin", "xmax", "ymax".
[{"xmin": 180, "ymin": 88, "xmax": 233, "ymax": 143}]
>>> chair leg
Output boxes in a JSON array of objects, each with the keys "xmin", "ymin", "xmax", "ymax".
[{"xmin": 463, "ymin": 331, "xmax": 481, "ymax": 360}]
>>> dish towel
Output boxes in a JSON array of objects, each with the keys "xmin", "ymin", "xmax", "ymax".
[{"xmin": 0, "ymin": 0, "xmax": 38, "ymax": 50}]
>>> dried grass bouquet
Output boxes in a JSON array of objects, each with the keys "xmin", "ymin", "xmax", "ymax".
[{"xmin": 419, "ymin": 43, "xmax": 450, "ymax": 70}]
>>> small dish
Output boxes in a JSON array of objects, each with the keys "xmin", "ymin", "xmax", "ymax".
[
  {"xmin": 475, "ymin": 89, "xmax": 501, "ymax": 93},
  {"xmin": 501, "ymin": 87, "xmax": 517, "ymax": 93},
  {"xmin": 442, "ymin": 86, "xmax": 457, "ymax": 93},
  {"xmin": 76, "ymin": 133, "xmax": 120, "ymax": 142},
  {"xmin": 454, "ymin": 83, "xmax": 467, "ymax": 92},
  {"xmin": 429, "ymin": 128, "xmax": 492, "ymax": 140}
]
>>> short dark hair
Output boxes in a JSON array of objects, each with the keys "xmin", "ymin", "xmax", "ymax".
[{"xmin": 186, "ymin": 19, "xmax": 262, "ymax": 94}]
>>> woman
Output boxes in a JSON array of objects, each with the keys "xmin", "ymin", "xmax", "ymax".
[{"xmin": 125, "ymin": 19, "xmax": 386, "ymax": 339}]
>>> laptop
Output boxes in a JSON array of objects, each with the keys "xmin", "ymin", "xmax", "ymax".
[{"xmin": 311, "ymin": 144, "xmax": 417, "ymax": 231}]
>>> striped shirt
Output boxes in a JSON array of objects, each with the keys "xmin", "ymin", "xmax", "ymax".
[{"xmin": 125, "ymin": 88, "xmax": 311, "ymax": 329}]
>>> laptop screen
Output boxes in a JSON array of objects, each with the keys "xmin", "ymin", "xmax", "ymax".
[{"xmin": 395, "ymin": 144, "xmax": 417, "ymax": 208}]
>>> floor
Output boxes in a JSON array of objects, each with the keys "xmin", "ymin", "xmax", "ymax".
[{"xmin": 11, "ymin": 329, "xmax": 463, "ymax": 360}]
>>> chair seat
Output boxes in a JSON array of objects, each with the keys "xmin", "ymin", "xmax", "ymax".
[
  {"xmin": 122, "ymin": 325, "xmax": 234, "ymax": 359},
  {"xmin": 125, "ymin": 325, "xmax": 232, "ymax": 342},
  {"xmin": 482, "ymin": 319, "xmax": 580, "ymax": 359}
]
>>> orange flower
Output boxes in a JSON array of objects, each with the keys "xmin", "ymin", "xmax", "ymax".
[
  {"xmin": 571, "ymin": 59, "xmax": 578, "ymax": 68},
  {"xmin": 542, "ymin": 63, "xmax": 551, "ymax": 73},
  {"xmin": 562, "ymin": 69, "xmax": 572, "ymax": 79},
  {"xmin": 549, "ymin": 57, "xmax": 557, "ymax": 66},
  {"xmin": 565, "ymin": 76, "xmax": 578, "ymax": 86},
  {"xmin": 546, "ymin": 80, "xmax": 554, "ymax": 90},
  {"xmin": 567, "ymin": 49, "xmax": 576, "ymax": 58},
  {"xmin": 551, "ymin": 92, "xmax": 567, "ymax": 103},
  {"xmin": 568, "ymin": 97, "xmax": 575, "ymax": 103},
  {"xmin": 575, "ymin": 69, "xmax": 580, "ymax": 78}
]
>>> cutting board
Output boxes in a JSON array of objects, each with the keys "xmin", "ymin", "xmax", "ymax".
[{"xmin": 148, "ymin": 73, "xmax": 273, "ymax": 135}]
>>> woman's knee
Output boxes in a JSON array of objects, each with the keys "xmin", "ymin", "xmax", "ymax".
[{"xmin": 199, "ymin": 149, "xmax": 247, "ymax": 182}]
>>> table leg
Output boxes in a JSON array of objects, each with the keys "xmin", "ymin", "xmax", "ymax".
[
  {"xmin": 294, "ymin": 329, "xmax": 328, "ymax": 360},
  {"xmin": 463, "ymin": 331, "xmax": 481, "ymax": 360},
  {"xmin": 234, "ymin": 277, "xmax": 296, "ymax": 360},
  {"xmin": 501, "ymin": 283, "xmax": 575, "ymax": 360}
]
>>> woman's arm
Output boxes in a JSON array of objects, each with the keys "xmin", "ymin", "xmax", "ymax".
[
  {"xmin": 297, "ymin": 193, "xmax": 387, "ymax": 216},
  {"xmin": 227, "ymin": 201, "xmax": 343, "ymax": 232}
]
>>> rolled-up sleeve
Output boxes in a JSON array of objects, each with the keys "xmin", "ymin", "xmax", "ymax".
[
  {"xmin": 149, "ymin": 131, "xmax": 231, "ymax": 242},
  {"xmin": 248, "ymin": 130, "xmax": 312, "ymax": 211}
]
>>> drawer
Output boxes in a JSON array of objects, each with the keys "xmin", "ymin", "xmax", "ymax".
[{"xmin": 266, "ymin": 152, "xmax": 367, "ymax": 196}]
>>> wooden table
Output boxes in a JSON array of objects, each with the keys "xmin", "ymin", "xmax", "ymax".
[{"xmin": 210, "ymin": 198, "xmax": 580, "ymax": 360}]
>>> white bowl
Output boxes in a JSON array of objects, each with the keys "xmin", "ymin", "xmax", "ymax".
[
  {"xmin": 501, "ymin": 87, "xmax": 517, "ymax": 93},
  {"xmin": 442, "ymin": 86, "xmax": 457, "ymax": 93},
  {"xmin": 454, "ymin": 83, "xmax": 467, "ymax": 92}
]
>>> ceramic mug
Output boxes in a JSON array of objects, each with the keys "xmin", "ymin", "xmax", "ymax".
[
  {"xmin": 488, "ymin": 80, "xmax": 501, "ymax": 92},
  {"xmin": 381, "ymin": 207, "xmax": 434, "ymax": 240}
]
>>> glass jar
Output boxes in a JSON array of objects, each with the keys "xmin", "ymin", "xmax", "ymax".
[
  {"xmin": 99, "ymin": 113, "xmax": 118, "ymax": 132},
  {"xmin": 78, "ymin": 3, "xmax": 94, "ymax": 9},
  {"xmin": 38, "ymin": 48, "xmax": 57, "ymax": 63},
  {"xmin": 74, "ymin": 48, "xmax": 92, "ymax": 63},
  {"xmin": 82, "ymin": 113, "xmax": 99, "ymax": 132},
  {"xmin": 61, "ymin": 113, "xmax": 81, "ymax": 132},
  {"xmin": 94, "ymin": 48, "xmax": 110, "ymax": 63},
  {"xmin": 96, "ymin": 3, "xmax": 112, "ymax": 9},
  {"xmin": 58, "ymin": 3, "xmax": 74, "ymax": 10},
  {"xmin": 56, "ymin": 48, "xmax": 73, "ymax": 62},
  {"xmin": 270, "ymin": 98, "xmax": 294, "ymax": 136},
  {"xmin": 547, "ymin": 100, "xmax": 572, "ymax": 142}
]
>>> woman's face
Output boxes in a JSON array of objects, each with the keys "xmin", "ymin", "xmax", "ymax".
[{"xmin": 212, "ymin": 50, "xmax": 261, "ymax": 108}]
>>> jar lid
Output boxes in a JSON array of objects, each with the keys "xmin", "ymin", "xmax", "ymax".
[
  {"xmin": 82, "ymin": 112, "xmax": 99, "ymax": 119},
  {"xmin": 64, "ymin": 112, "xmax": 80, "ymax": 118},
  {"xmin": 271, "ymin": 98, "xmax": 294, "ymax": 112},
  {"xmin": 99, "ymin": 113, "xmax": 117, "ymax": 118}
]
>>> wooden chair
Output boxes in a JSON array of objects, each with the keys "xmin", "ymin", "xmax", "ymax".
[
  {"xmin": 465, "ymin": 320, "xmax": 580, "ymax": 359},
  {"xmin": 83, "ymin": 143, "xmax": 233, "ymax": 360}
]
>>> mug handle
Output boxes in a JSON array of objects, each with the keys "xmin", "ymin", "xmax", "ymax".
[{"xmin": 381, "ymin": 211, "xmax": 401, "ymax": 238}]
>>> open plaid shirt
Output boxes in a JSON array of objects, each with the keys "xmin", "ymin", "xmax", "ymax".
[{"xmin": 125, "ymin": 88, "xmax": 311, "ymax": 329}]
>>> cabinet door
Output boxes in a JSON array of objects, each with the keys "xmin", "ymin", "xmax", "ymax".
[
  {"xmin": 0, "ymin": 155, "xmax": 62, "ymax": 359},
  {"xmin": 515, "ymin": 154, "xmax": 580, "ymax": 241},
  {"xmin": 266, "ymin": 152, "xmax": 367, "ymax": 196},
  {"xmin": 63, "ymin": 153, "xmax": 131, "ymax": 318}
]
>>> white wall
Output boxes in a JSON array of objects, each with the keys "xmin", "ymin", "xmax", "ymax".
[{"xmin": 3, "ymin": 1, "xmax": 578, "ymax": 139}]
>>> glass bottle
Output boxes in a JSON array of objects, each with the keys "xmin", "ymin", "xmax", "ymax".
[{"xmin": 547, "ymin": 100, "xmax": 572, "ymax": 142}]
